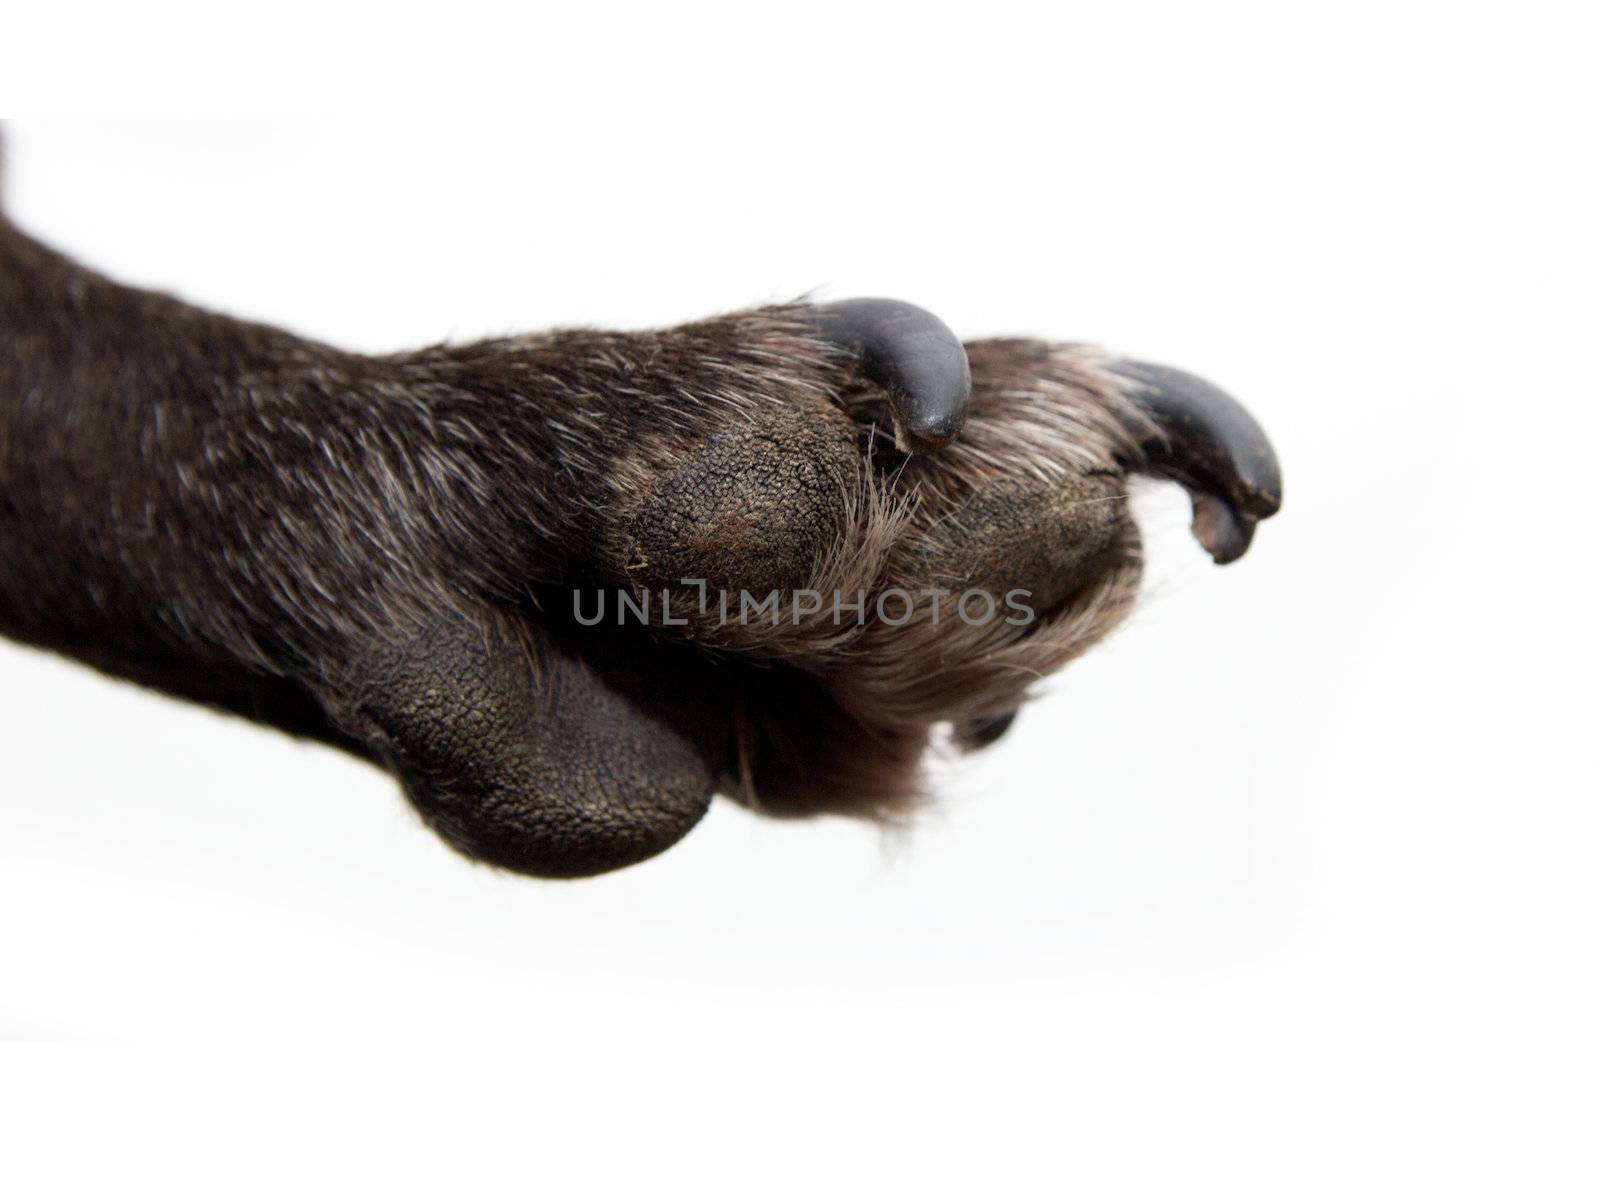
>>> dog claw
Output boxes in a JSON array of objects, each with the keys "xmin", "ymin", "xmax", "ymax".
[
  {"xmin": 1114, "ymin": 360, "xmax": 1282, "ymax": 564},
  {"xmin": 818, "ymin": 299, "xmax": 972, "ymax": 453}
]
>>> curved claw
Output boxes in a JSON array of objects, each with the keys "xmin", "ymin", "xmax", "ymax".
[
  {"xmin": 817, "ymin": 298, "xmax": 972, "ymax": 453},
  {"xmin": 1113, "ymin": 361, "xmax": 1283, "ymax": 564}
]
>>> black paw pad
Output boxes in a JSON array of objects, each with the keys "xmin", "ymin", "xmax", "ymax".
[{"xmin": 625, "ymin": 405, "xmax": 859, "ymax": 594}]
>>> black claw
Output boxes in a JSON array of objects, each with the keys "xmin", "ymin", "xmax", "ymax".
[
  {"xmin": 1113, "ymin": 361, "xmax": 1282, "ymax": 564},
  {"xmin": 817, "ymin": 298, "xmax": 971, "ymax": 453}
]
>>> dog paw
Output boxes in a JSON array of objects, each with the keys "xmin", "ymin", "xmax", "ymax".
[
  {"xmin": 568, "ymin": 314, "xmax": 1282, "ymax": 818},
  {"xmin": 238, "ymin": 298, "xmax": 1277, "ymax": 871}
]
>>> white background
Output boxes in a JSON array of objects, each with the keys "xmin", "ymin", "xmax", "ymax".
[{"xmin": 1, "ymin": 3, "xmax": 1596, "ymax": 1198}]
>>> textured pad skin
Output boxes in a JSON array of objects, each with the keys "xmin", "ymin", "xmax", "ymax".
[{"xmin": 339, "ymin": 607, "xmax": 723, "ymax": 878}]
